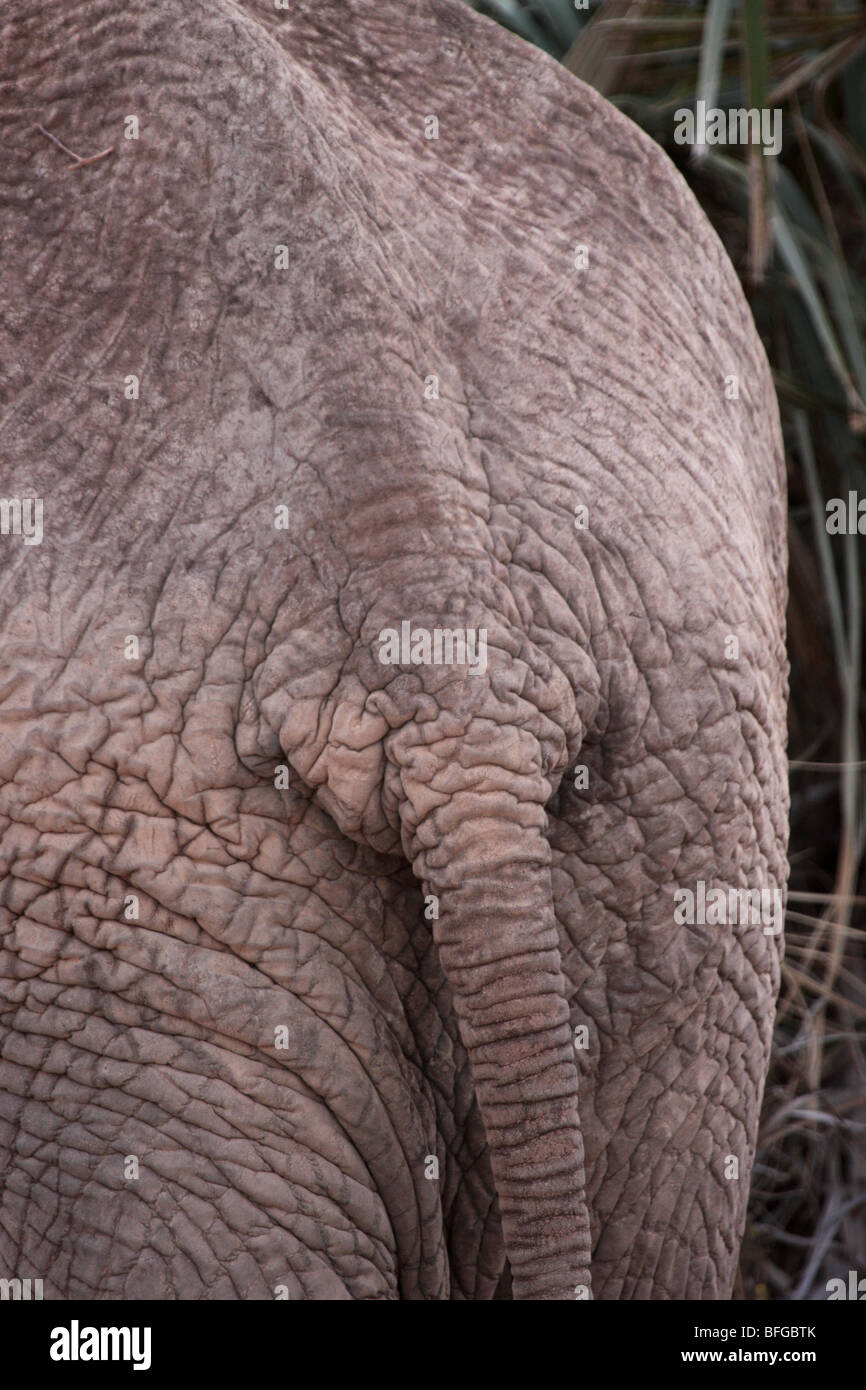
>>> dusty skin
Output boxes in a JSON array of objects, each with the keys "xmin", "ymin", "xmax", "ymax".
[{"xmin": 0, "ymin": 0, "xmax": 788, "ymax": 1299}]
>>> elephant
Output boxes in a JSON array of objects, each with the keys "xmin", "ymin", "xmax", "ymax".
[{"xmin": 0, "ymin": 0, "xmax": 788, "ymax": 1300}]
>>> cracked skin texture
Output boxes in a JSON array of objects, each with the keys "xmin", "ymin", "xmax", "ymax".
[{"xmin": 0, "ymin": 0, "xmax": 788, "ymax": 1299}]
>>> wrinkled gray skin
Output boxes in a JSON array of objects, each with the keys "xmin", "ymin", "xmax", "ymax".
[{"xmin": 0, "ymin": 0, "xmax": 788, "ymax": 1299}]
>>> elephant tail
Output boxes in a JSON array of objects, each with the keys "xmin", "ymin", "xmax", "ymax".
[{"xmin": 391, "ymin": 711, "xmax": 592, "ymax": 1301}]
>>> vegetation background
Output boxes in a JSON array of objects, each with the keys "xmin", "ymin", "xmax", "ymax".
[{"xmin": 467, "ymin": 0, "xmax": 866, "ymax": 1300}]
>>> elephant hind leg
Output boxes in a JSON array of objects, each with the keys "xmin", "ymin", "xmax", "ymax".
[{"xmin": 547, "ymin": 704, "xmax": 785, "ymax": 1299}]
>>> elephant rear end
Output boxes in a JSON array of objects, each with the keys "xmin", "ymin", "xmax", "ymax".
[{"xmin": 0, "ymin": 0, "xmax": 788, "ymax": 1301}]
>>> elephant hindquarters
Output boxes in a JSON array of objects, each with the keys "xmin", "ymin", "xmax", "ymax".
[
  {"xmin": 0, "ymin": 872, "xmax": 446, "ymax": 1299},
  {"xmin": 548, "ymin": 630, "xmax": 787, "ymax": 1299}
]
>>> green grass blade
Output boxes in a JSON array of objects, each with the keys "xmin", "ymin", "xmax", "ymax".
[
  {"xmin": 529, "ymin": 0, "xmax": 584, "ymax": 50},
  {"xmin": 694, "ymin": 0, "xmax": 735, "ymax": 161},
  {"xmin": 743, "ymin": 0, "xmax": 769, "ymax": 115},
  {"xmin": 476, "ymin": 0, "xmax": 559, "ymax": 54},
  {"xmin": 773, "ymin": 208, "xmax": 866, "ymax": 420}
]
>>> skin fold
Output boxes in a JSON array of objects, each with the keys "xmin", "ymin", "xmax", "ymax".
[{"xmin": 0, "ymin": 0, "xmax": 788, "ymax": 1299}]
